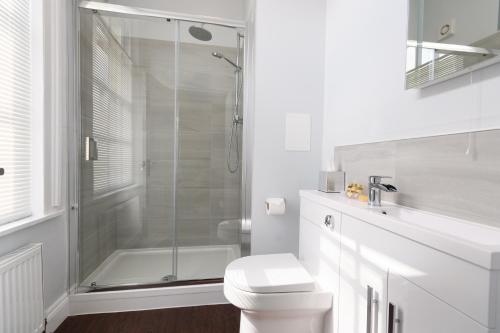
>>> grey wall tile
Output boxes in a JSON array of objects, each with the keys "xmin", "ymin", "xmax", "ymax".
[
  {"xmin": 210, "ymin": 189, "xmax": 241, "ymax": 219},
  {"xmin": 334, "ymin": 129, "xmax": 500, "ymax": 227},
  {"xmin": 175, "ymin": 219, "xmax": 212, "ymax": 246},
  {"xmin": 177, "ymin": 159, "xmax": 211, "ymax": 188},
  {"xmin": 176, "ymin": 189, "xmax": 211, "ymax": 220},
  {"xmin": 179, "ymin": 100, "xmax": 212, "ymax": 133},
  {"xmin": 178, "ymin": 132, "xmax": 212, "ymax": 160}
]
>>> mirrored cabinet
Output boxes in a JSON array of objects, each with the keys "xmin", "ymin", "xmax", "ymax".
[{"xmin": 406, "ymin": 0, "xmax": 500, "ymax": 88}]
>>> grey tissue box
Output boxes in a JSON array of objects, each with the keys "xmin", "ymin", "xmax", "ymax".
[{"xmin": 318, "ymin": 171, "xmax": 345, "ymax": 193}]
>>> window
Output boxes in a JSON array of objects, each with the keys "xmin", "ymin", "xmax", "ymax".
[
  {"xmin": 0, "ymin": 0, "xmax": 33, "ymax": 225},
  {"xmin": 91, "ymin": 16, "xmax": 134, "ymax": 195}
]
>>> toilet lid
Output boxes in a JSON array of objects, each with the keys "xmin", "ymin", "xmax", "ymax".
[{"xmin": 224, "ymin": 253, "xmax": 315, "ymax": 293}]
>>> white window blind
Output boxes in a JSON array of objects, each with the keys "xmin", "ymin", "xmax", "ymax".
[
  {"xmin": 91, "ymin": 16, "xmax": 134, "ymax": 195},
  {"xmin": 0, "ymin": 0, "xmax": 32, "ymax": 225}
]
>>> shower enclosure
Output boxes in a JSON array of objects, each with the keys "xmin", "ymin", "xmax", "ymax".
[{"xmin": 72, "ymin": 2, "xmax": 247, "ymax": 290}]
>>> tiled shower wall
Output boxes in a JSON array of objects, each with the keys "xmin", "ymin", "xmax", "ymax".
[
  {"xmin": 334, "ymin": 129, "xmax": 500, "ymax": 227},
  {"xmin": 130, "ymin": 39, "xmax": 241, "ymax": 247},
  {"xmin": 135, "ymin": 39, "xmax": 242, "ymax": 247},
  {"xmin": 176, "ymin": 43, "xmax": 242, "ymax": 247}
]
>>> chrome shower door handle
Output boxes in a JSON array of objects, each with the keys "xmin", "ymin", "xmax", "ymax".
[{"xmin": 85, "ymin": 137, "xmax": 98, "ymax": 161}]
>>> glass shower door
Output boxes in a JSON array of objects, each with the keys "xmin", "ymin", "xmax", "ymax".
[
  {"xmin": 77, "ymin": 5, "xmax": 246, "ymax": 290},
  {"xmin": 175, "ymin": 21, "xmax": 244, "ymax": 281},
  {"xmin": 78, "ymin": 9, "xmax": 177, "ymax": 288}
]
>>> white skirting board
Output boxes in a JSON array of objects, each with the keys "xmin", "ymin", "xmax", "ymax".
[{"xmin": 45, "ymin": 293, "xmax": 70, "ymax": 333}]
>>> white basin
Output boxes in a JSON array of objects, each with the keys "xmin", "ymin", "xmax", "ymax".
[{"xmin": 366, "ymin": 205, "xmax": 500, "ymax": 247}]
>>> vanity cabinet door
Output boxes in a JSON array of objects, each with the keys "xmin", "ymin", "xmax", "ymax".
[
  {"xmin": 299, "ymin": 216, "xmax": 341, "ymax": 333},
  {"xmin": 387, "ymin": 273, "xmax": 489, "ymax": 333},
  {"xmin": 339, "ymin": 215, "xmax": 493, "ymax": 327},
  {"xmin": 299, "ymin": 198, "xmax": 342, "ymax": 333},
  {"xmin": 338, "ymin": 216, "xmax": 388, "ymax": 333}
]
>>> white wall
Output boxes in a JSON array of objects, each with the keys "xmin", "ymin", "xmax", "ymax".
[
  {"xmin": 322, "ymin": 0, "xmax": 500, "ymax": 169},
  {"xmin": 250, "ymin": 0, "xmax": 326, "ymax": 255},
  {"xmin": 105, "ymin": 0, "xmax": 246, "ymax": 21}
]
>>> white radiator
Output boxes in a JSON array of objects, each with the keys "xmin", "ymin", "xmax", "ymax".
[{"xmin": 0, "ymin": 244, "xmax": 45, "ymax": 333}]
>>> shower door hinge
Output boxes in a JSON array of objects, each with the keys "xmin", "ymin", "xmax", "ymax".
[{"xmin": 162, "ymin": 274, "xmax": 177, "ymax": 282}]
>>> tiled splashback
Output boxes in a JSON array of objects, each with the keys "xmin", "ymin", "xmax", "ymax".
[{"xmin": 334, "ymin": 129, "xmax": 500, "ymax": 227}]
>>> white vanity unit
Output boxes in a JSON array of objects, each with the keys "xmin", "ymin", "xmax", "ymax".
[{"xmin": 299, "ymin": 190, "xmax": 500, "ymax": 333}]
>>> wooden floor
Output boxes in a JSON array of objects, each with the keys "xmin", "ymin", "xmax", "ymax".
[{"xmin": 55, "ymin": 304, "xmax": 240, "ymax": 333}]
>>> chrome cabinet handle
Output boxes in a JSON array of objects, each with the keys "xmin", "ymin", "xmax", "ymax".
[
  {"xmin": 367, "ymin": 285, "xmax": 373, "ymax": 333},
  {"xmin": 366, "ymin": 285, "xmax": 379, "ymax": 333},
  {"xmin": 388, "ymin": 302, "xmax": 400, "ymax": 333},
  {"xmin": 388, "ymin": 303, "xmax": 394, "ymax": 333},
  {"xmin": 324, "ymin": 215, "xmax": 334, "ymax": 228}
]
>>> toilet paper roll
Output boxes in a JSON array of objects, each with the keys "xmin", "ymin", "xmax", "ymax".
[{"xmin": 265, "ymin": 198, "xmax": 286, "ymax": 215}]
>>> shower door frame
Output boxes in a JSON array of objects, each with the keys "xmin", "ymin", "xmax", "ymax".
[{"xmin": 69, "ymin": 0, "xmax": 251, "ymax": 292}]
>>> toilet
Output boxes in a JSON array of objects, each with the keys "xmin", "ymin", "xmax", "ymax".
[{"xmin": 224, "ymin": 253, "xmax": 332, "ymax": 333}]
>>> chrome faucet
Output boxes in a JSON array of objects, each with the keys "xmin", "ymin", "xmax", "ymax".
[{"xmin": 368, "ymin": 176, "xmax": 398, "ymax": 207}]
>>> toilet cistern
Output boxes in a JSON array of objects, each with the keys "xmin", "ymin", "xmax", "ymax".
[{"xmin": 368, "ymin": 175, "xmax": 398, "ymax": 207}]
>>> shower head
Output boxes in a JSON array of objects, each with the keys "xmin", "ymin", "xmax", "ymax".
[
  {"xmin": 189, "ymin": 25, "xmax": 212, "ymax": 41},
  {"xmin": 211, "ymin": 52, "xmax": 242, "ymax": 71}
]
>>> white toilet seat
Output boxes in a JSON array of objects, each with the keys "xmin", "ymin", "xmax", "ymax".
[
  {"xmin": 224, "ymin": 279, "xmax": 332, "ymax": 312},
  {"xmin": 224, "ymin": 253, "xmax": 332, "ymax": 333},
  {"xmin": 224, "ymin": 253, "xmax": 316, "ymax": 293}
]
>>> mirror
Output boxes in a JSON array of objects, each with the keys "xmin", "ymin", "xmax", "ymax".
[{"xmin": 406, "ymin": 0, "xmax": 500, "ymax": 89}]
